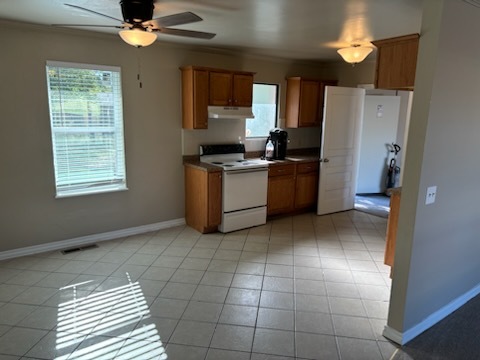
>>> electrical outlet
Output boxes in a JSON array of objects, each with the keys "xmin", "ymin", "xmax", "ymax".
[{"xmin": 425, "ymin": 186, "xmax": 437, "ymax": 205}]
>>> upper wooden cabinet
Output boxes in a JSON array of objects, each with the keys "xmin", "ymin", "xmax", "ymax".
[
  {"xmin": 181, "ymin": 67, "xmax": 209, "ymax": 129},
  {"xmin": 209, "ymin": 71, "xmax": 254, "ymax": 107},
  {"xmin": 372, "ymin": 33, "xmax": 419, "ymax": 90},
  {"xmin": 285, "ymin": 77, "xmax": 337, "ymax": 128},
  {"xmin": 180, "ymin": 66, "xmax": 255, "ymax": 129}
]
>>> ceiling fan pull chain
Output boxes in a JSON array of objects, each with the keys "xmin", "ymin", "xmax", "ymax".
[{"xmin": 137, "ymin": 49, "xmax": 143, "ymax": 89}]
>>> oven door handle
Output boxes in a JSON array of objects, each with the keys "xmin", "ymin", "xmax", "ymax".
[{"xmin": 224, "ymin": 167, "xmax": 268, "ymax": 175}]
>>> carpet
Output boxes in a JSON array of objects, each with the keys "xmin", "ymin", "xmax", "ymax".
[{"xmin": 391, "ymin": 294, "xmax": 480, "ymax": 360}]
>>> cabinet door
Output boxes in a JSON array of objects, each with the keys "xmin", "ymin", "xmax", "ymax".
[
  {"xmin": 268, "ymin": 175, "xmax": 295, "ymax": 215},
  {"xmin": 285, "ymin": 77, "xmax": 301, "ymax": 128},
  {"xmin": 295, "ymin": 172, "xmax": 319, "ymax": 209},
  {"xmin": 193, "ymin": 69, "xmax": 209, "ymax": 129},
  {"xmin": 294, "ymin": 162, "xmax": 319, "ymax": 209},
  {"xmin": 185, "ymin": 166, "xmax": 209, "ymax": 232},
  {"xmin": 373, "ymin": 34, "xmax": 419, "ymax": 90},
  {"xmin": 208, "ymin": 171, "xmax": 222, "ymax": 226},
  {"xmin": 232, "ymin": 74, "xmax": 253, "ymax": 107},
  {"xmin": 181, "ymin": 67, "xmax": 209, "ymax": 129},
  {"xmin": 209, "ymin": 71, "xmax": 232, "ymax": 106},
  {"xmin": 298, "ymin": 80, "xmax": 320, "ymax": 127}
]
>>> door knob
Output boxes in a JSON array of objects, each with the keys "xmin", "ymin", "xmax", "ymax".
[{"xmin": 320, "ymin": 158, "xmax": 330, "ymax": 163}]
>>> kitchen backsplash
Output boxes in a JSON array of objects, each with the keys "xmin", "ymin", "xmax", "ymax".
[{"xmin": 182, "ymin": 118, "xmax": 321, "ymax": 155}]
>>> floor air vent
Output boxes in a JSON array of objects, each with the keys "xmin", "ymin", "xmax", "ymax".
[{"xmin": 61, "ymin": 244, "xmax": 99, "ymax": 254}]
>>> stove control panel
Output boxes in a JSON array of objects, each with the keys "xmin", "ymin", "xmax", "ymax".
[{"xmin": 200, "ymin": 144, "xmax": 245, "ymax": 156}]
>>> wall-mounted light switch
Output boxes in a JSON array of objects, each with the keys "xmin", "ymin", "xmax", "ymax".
[
  {"xmin": 425, "ymin": 186, "xmax": 437, "ymax": 205},
  {"xmin": 376, "ymin": 104, "xmax": 384, "ymax": 118}
]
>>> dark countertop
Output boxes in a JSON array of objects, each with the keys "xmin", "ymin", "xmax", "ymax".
[
  {"xmin": 183, "ymin": 160, "xmax": 223, "ymax": 172},
  {"xmin": 183, "ymin": 153, "xmax": 320, "ymax": 172},
  {"xmin": 267, "ymin": 155, "xmax": 319, "ymax": 164}
]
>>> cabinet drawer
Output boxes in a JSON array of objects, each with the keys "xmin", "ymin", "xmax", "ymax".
[
  {"xmin": 268, "ymin": 164, "xmax": 295, "ymax": 177},
  {"xmin": 297, "ymin": 162, "xmax": 318, "ymax": 174}
]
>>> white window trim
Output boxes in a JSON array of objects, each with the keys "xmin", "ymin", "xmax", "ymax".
[{"xmin": 46, "ymin": 61, "xmax": 127, "ymax": 198}]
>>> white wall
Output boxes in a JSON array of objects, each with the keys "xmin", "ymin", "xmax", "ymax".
[
  {"xmin": 357, "ymin": 95, "xmax": 401, "ymax": 193},
  {"xmin": 386, "ymin": 0, "xmax": 480, "ymax": 344}
]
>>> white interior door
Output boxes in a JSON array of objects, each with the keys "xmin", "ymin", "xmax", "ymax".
[{"xmin": 317, "ymin": 86, "xmax": 366, "ymax": 215}]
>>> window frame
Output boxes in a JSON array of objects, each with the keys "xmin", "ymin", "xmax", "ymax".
[
  {"xmin": 46, "ymin": 60, "xmax": 127, "ymax": 198},
  {"xmin": 246, "ymin": 82, "xmax": 279, "ymax": 139}
]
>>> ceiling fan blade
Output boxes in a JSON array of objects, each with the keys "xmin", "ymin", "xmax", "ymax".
[
  {"xmin": 154, "ymin": 27, "xmax": 216, "ymax": 39},
  {"xmin": 147, "ymin": 12, "xmax": 202, "ymax": 28},
  {"xmin": 65, "ymin": 3, "xmax": 124, "ymax": 23},
  {"xmin": 52, "ymin": 24, "xmax": 124, "ymax": 28}
]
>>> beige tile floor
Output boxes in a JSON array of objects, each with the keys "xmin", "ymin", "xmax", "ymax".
[{"xmin": 0, "ymin": 210, "xmax": 401, "ymax": 360}]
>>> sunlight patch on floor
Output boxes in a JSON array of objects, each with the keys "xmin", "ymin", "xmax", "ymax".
[{"xmin": 55, "ymin": 273, "xmax": 167, "ymax": 359}]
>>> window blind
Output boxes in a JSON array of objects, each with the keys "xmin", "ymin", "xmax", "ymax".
[{"xmin": 46, "ymin": 61, "xmax": 127, "ymax": 197}]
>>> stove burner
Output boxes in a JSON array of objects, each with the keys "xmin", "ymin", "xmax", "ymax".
[
  {"xmin": 236, "ymin": 160, "xmax": 246, "ymax": 163},
  {"xmin": 211, "ymin": 161, "xmax": 223, "ymax": 164},
  {"xmin": 224, "ymin": 164, "xmax": 234, "ymax": 167}
]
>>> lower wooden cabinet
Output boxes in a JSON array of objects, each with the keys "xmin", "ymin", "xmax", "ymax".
[
  {"xmin": 294, "ymin": 161, "xmax": 319, "ymax": 209},
  {"xmin": 184, "ymin": 161, "xmax": 319, "ymax": 231},
  {"xmin": 267, "ymin": 161, "xmax": 319, "ymax": 216},
  {"xmin": 384, "ymin": 187, "xmax": 401, "ymax": 277},
  {"xmin": 184, "ymin": 165, "xmax": 222, "ymax": 233},
  {"xmin": 267, "ymin": 164, "xmax": 296, "ymax": 216}
]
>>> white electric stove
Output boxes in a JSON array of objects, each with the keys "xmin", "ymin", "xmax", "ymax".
[
  {"xmin": 200, "ymin": 144, "xmax": 269, "ymax": 233},
  {"xmin": 200, "ymin": 144, "xmax": 269, "ymax": 171}
]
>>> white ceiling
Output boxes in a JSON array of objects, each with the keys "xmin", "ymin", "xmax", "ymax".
[{"xmin": 0, "ymin": 0, "xmax": 423, "ymax": 62}]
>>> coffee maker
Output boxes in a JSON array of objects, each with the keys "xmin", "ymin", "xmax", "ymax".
[{"xmin": 267, "ymin": 128, "xmax": 288, "ymax": 160}]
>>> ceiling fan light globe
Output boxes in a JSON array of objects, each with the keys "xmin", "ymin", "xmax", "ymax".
[
  {"xmin": 119, "ymin": 29, "xmax": 156, "ymax": 47},
  {"xmin": 337, "ymin": 46, "xmax": 373, "ymax": 64}
]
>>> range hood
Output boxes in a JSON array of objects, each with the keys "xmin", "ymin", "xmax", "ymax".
[{"xmin": 208, "ymin": 106, "xmax": 254, "ymax": 119}]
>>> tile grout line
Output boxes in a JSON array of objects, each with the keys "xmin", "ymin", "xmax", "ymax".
[{"xmin": 0, "ymin": 212, "xmax": 393, "ymax": 359}]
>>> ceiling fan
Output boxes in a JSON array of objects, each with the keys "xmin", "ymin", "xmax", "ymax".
[{"xmin": 55, "ymin": 0, "xmax": 216, "ymax": 47}]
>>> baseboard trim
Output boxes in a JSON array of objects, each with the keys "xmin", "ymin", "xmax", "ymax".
[
  {"xmin": 382, "ymin": 326, "xmax": 404, "ymax": 345},
  {"xmin": 0, "ymin": 218, "xmax": 186, "ymax": 261},
  {"xmin": 383, "ymin": 282, "xmax": 480, "ymax": 345}
]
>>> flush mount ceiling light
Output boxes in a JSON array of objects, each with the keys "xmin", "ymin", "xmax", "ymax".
[
  {"xmin": 119, "ymin": 27, "xmax": 157, "ymax": 48},
  {"xmin": 337, "ymin": 44, "xmax": 373, "ymax": 65}
]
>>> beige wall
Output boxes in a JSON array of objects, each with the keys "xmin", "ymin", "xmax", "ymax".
[
  {"xmin": 0, "ymin": 21, "xmax": 370, "ymax": 252},
  {"xmin": 387, "ymin": 0, "xmax": 480, "ymax": 342}
]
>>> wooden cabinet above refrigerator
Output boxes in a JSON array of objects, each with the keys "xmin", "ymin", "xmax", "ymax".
[{"xmin": 372, "ymin": 33, "xmax": 419, "ymax": 90}]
